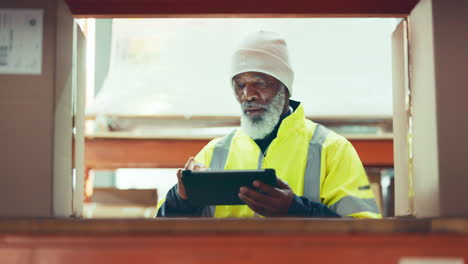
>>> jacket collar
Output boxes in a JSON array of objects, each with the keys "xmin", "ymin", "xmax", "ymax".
[{"xmin": 276, "ymin": 99, "xmax": 306, "ymax": 139}]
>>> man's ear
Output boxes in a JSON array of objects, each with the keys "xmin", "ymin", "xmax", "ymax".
[
  {"xmin": 282, "ymin": 86, "xmax": 291, "ymax": 115},
  {"xmin": 284, "ymin": 87, "xmax": 291, "ymax": 98}
]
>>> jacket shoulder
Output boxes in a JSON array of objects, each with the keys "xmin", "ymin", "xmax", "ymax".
[
  {"xmin": 304, "ymin": 120, "xmax": 351, "ymax": 150},
  {"xmin": 194, "ymin": 129, "xmax": 238, "ymax": 165}
]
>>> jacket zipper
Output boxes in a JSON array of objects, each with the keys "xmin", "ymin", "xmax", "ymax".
[{"xmin": 257, "ymin": 146, "xmax": 269, "ymax": 169}]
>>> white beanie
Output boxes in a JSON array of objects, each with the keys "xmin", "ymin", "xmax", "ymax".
[{"xmin": 230, "ymin": 30, "xmax": 294, "ymax": 97}]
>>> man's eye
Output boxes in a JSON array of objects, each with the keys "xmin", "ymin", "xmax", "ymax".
[
  {"xmin": 257, "ymin": 81, "xmax": 266, "ymax": 87},
  {"xmin": 235, "ymin": 82, "xmax": 245, "ymax": 89}
]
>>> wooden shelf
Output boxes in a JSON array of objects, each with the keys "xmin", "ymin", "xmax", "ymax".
[
  {"xmin": 1, "ymin": 218, "xmax": 467, "ymax": 235},
  {"xmin": 85, "ymin": 136, "xmax": 393, "ymax": 170},
  {"xmin": 2, "ymin": 218, "xmax": 468, "ymax": 264}
]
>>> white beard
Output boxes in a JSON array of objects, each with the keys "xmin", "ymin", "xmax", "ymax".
[{"xmin": 240, "ymin": 87, "xmax": 286, "ymax": 140}]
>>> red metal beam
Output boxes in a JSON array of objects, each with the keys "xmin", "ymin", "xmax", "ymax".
[
  {"xmin": 65, "ymin": 0, "xmax": 419, "ymax": 17},
  {"xmin": 351, "ymin": 139, "xmax": 394, "ymax": 167}
]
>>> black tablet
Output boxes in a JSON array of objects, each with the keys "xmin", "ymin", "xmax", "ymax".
[{"xmin": 181, "ymin": 169, "xmax": 278, "ymax": 206}]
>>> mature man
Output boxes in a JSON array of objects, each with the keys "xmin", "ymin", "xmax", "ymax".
[{"xmin": 157, "ymin": 31, "xmax": 381, "ymax": 218}]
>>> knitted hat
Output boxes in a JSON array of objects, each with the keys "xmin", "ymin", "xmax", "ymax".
[{"xmin": 230, "ymin": 30, "xmax": 294, "ymax": 97}]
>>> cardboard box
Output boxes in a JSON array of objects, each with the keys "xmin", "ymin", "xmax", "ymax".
[
  {"xmin": 91, "ymin": 188, "xmax": 158, "ymax": 206},
  {"xmin": 0, "ymin": 0, "xmax": 78, "ymax": 217}
]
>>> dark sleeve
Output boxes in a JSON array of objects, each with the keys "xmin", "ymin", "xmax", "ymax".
[
  {"xmin": 156, "ymin": 185, "xmax": 205, "ymax": 217},
  {"xmin": 287, "ymin": 195, "xmax": 341, "ymax": 218}
]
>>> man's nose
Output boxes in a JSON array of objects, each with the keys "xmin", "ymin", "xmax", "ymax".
[{"xmin": 242, "ymin": 84, "xmax": 258, "ymax": 101}]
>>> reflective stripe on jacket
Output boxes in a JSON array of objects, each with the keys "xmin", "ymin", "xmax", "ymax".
[{"xmin": 194, "ymin": 102, "xmax": 381, "ymax": 219}]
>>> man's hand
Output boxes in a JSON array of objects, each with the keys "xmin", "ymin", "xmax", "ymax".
[
  {"xmin": 238, "ymin": 177, "xmax": 294, "ymax": 217},
  {"xmin": 177, "ymin": 157, "xmax": 207, "ymax": 200}
]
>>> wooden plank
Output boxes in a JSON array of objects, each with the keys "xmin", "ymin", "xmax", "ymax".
[
  {"xmin": 85, "ymin": 114, "xmax": 394, "ymax": 121},
  {"xmin": 86, "ymin": 132, "xmax": 393, "ymax": 140},
  {"xmin": 4, "ymin": 218, "xmax": 468, "ymax": 234},
  {"xmin": 431, "ymin": 218, "xmax": 468, "ymax": 234},
  {"xmin": 2, "ymin": 218, "xmax": 468, "ymax": 264},
  {"xmin": 0, "ymin": 218, "xmax": 434, "ymax": 235},
  {"xmin": 1, "ymin": 234, "xmax": 468, "ymax": 264},
  {"xmin": 65, "ymin": 0, "xmax": 419, "ymax": 17},
  {"xmin": 85, "ymin": 137, "xmax": 394, "ymax": 169},
  {"xmin": 0, "ymin": 218, "xmax": 468, "ymax": 264},
  {"xmin": 392, "ymin": 19, "xmax": 413, "ymax": 216},
  {"xmin": 2, "ymin": 234, "xmax": 468, "ymax": 264},
  {"xmin": 85, "ymin": 138, "xmax": 208, "ymax": 169}
]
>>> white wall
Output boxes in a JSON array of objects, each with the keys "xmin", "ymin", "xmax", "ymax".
[{"xmin": 88, "ymin": 18, "xmax": 400, "ymax": 118}]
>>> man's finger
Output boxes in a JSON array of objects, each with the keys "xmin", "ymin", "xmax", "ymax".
[
  {"xmin": 244, "ymin": 201, "xmax": 268, "ymax": 216},
  {"xmin": 185, "ymin": 157, "xmax": 207, "ymax": 171},
  {"xmin": 184, "ymin": 157, "xmax": 195, "ymax": 170},
  {"xmin": 240, "ymin": 187, "xmax": 277, "ymax": 210},
  {"xmin": 276, "ymin": 178, "xmax": 291, "ymax": 190},
  {"xmin": 193, "ymin": 162, "xmax": 207, "ymax": 171},
  {"xmin": 238, "ymin": 192, "xmax": 261, "ymax": 208},
  {"xmin": 238, "ymin": 193, "xmax": 268, "ymax": 215},
  {"xmin": 176, "ymin": 168, "xmax": 182, "ymax": 180},
  {"xmin": 253, "ymin": 180, "xmax": 282, "ymax": 197},
  {"xmin": 176, "ymin": 168, "xmax": 188, "ymax": 200}
]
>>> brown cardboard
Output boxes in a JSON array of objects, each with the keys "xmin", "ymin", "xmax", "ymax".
[
  {"xmin": 408, "ymin": 0, "xmax": 441, "ymax": 217},
  {"xmin": 72, "ymin": 24, "xmax": 87, "ymax": 217},
  {"xmin": 403, "ymin": 0, "xmax": 468, "ymax": 217},
  {"xmin": 392, "ymin": 20, "xmax": 413, "ymax": 216},
  {"xmin": 0, "ymin": 1, "xmax": 56, "ymax": 217},
  {"xmin": 91, "ymin": 188, "xmax": 158, "ymax": 206},
  {"xmin": 432, "ymin": 0, "xmax": 468, "ymax": 216},
  {"xmin": 85, "ymin": 188, "xmax": 158, "ymax": 218},
  {"xmin": 83, "ymin": 203, "xmax": 158, "ymax": 218},
  {"xmin": 53, "ymin": 0, "xmax": 74, "ymax": 217},
  {"xmin": 0, "ymin": 0, "xmax": 75, "ymax": 217}
]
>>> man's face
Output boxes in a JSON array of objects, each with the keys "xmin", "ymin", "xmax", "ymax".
[
  {"xmin": 232, "ymin": 72, "xmax": 287, "ymax": 121},
  {"xmin": 233, "ymin": 72, "xmax": 289, "ymax": 140}
]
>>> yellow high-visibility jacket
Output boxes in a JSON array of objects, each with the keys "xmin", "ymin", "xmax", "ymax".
[{"xmin": 157, "ymin": 101, "xmax": 381, "ymax": 218}]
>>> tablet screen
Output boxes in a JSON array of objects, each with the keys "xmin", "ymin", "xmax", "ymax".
[{"xmin": 181, "ymin": 169, "xmax": 277, "ymax": 206}]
